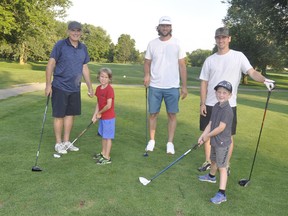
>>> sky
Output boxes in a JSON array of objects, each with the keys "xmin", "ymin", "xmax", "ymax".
[{"xmin": 64, "ymin": 0, "xmax": 229, "ymax": 53}]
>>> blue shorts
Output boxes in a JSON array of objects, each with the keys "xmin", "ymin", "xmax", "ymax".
[
  {"xmin": 148, "ymin": 87, "xmax": 180, "ymax": 114},
  {"xmin": 51, "ymin": 86, "xmax": 81, "ymax": 118},
  {"xmin": 98, "ymin": 118, "xmax": 115, "ymax": 139}
]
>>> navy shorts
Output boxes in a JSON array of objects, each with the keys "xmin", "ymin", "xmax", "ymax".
[
  {"xmin": 51, "ymin": 86, "xmax": 81, "ymax": 118},
  {"xmin": 98, "ymin": 118, "xmax": 115, "ymax": 139},
  {"xmin": 200, "ymin": 105, "xmax": 237, "ymax": 135},
  {"xmin": 148, "ymin": 87, "xmax": 180, "ymax": 114}
]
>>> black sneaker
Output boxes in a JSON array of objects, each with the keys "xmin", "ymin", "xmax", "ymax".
[
  {"xmin": 197, "ymin": 161, "xmax": 211, "ymax": 172},
  {"xmin": 93, "ymin": 152, "xmax": 103, "ymax": 160},
  {"xmin": 96, "ymin": 157, "xmax": 111, "ymax": 165},
  {"xmin": 227, "ymin": 165, "xmax": 231, "ymax": 176}
]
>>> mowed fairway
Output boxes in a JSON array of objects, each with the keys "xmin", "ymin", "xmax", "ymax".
[{"xmin": 0, "ymin": 62, "xmax": 287, "ymax": 215}]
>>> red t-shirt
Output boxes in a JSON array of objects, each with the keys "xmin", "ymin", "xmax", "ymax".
[{"xmin": 95, "ymin": 84, "xmax": 115, "ymax": 120}]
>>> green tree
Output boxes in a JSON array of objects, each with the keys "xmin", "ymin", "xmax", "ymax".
[
  {"xmin": 114, "ymin": 34, "xmax": 140, "ymax": 63},
  {"xmin": 0, "ymin": 4, "xmax": 17, "ymax": 37},
  {"xmin": 81, "ymin": 24, "xmax": 111, "ymax": 62},
  {"xmin": 107, "ymin": 43, "xmax": 115, "ymax": 63},
  {"xmin": 187, "ymin": 49, "xmax": 212, "ymax": 67},
  {"xmin": 0, "ymin": 0, "xmax": 71, "ymax": 64},
  {"xmin": 223, "ymin": 0, "xmax": 288, "ymax": 73}
]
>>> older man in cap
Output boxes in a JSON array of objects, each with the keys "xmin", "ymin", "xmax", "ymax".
[
  {"xmin": 45, "ymin": 21, "xmax": 93, "ymax": 155},
  {"xmin": 144, "ymin": 16, "xmax": 187, "ymax": 155},
  {"xmin": 197, "ymin": 27, "xmax": 275, "ymax": 175}
]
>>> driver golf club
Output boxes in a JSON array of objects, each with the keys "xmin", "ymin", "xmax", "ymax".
[
  {"xmin": 139, "ymin": 144, "xmax": 199, "ymax": 186},
  {"xmin": 32, "ymin": 94, "xmax": 50, "ymax": 172},
  {"xmin": 143, "ymin": 87, "xmax": 149, "ymax": 157},
  {"xmin": 53, "ymin": 121, "xmax": 94, "ymax": 158},
  {"xmin": 239, "ymin": 90, "xmax": 272, "ymax": 187}
]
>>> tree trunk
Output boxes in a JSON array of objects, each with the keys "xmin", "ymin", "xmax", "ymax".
[
  {"xmin": 242, "ymin": 74, "xmax": 248, "ymax": 84},
  {"xmin": 19, "ymin": 42, "xmax": 27, "ymax": 65}
]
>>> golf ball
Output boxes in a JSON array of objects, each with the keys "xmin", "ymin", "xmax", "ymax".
[
  {"xmin": 53, "ymin": 153, "xmax": 61, "ymax": 158},
  {"xmin": 123, "ymin": 75, "xmax": 126, "ymax": 78}
]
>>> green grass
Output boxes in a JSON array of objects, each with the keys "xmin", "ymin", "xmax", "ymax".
[
  {"xmin": 0, "ymin": 85, "xmax": 287, "ymax": 215},
  {"xmin": 0, "ymin": 62, "xmax": 287, "ymax": 215},
  {"xmin": 1, "ymin": 61, "xmax": 287, "ymax": 91}
]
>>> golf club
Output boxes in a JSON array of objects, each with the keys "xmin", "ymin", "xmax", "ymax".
[
  {"xmin": 139, "ymin": 144, "xmax": 199, "ymax": 186},
  {"xmin": 53, "ymin": 121, "xmax": 94, "ymax": 158},
  {"xmin": 143, "ymin": 87, "xmax": 149, "ymax": 157},
  {"xmin": 32, "ymin": 94, "xmax": 50, "ymax": 172},
  {"xmin": 239, "ymin": 90, "xmax": 272, "ymax": 187}
]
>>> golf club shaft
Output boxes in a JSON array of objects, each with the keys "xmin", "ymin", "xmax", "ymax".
[
  {"xmin": 248, "ymin": 91, "xmax": 271, "ymax": 180},
  {"xmin": 34, "ymin": 94, "xmax": 50, "ymax": 166},
  {"xmin": 67, "ymin": 121, "xmax": 94, "ymax": 149},
  {"xmin": 146, "ymin": 87, "xmax": 148, "ymax": 145},
  {"xmin": 150, "ymin": 144, "xmax": 198, "ymax": 181}
]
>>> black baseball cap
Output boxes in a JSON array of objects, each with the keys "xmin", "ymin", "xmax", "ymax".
[{"xmin": 214, "ymin": 80, "xmax": 233, "ymax": 93}]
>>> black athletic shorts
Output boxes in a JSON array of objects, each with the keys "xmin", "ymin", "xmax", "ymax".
[
  {"xmin": 200, "ymin": 105, "xmax": 237, "ymax": 135},
  {"xmin": 51, "ymin": 86, "xmax": 81, "ymax": 118}
]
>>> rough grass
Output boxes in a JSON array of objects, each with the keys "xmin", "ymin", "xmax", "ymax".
[{"xmin": 0, "ymin": 85, "xmax": 287, "ymax": 216}]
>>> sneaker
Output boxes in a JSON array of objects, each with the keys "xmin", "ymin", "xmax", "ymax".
[
  {"xmin": 63, "ymin": 141, "xmax": 79, "ymax": 152},
  {"xmin": 93, "ymin": 152, "xmax": 103, "ymax": 160},
  {"xmin": 198, "ymin": 174, "xmax": 216, "ymax": 183},
  {"xmin": 227, "ymin": 165, "xmax": 231, "ymax": 176},
  {"xmin": 166, "ymin": 142, "xmax": 175, "ymax": 154},
  {"xmin": 210, "ymin": 192, "xmax": 227, "ymax": 204},
  {"xmin": 55, "ymin": 143, "xmax": 67, "ymax": 154},
  {"xmin": 197, "ymin": 161, "xmax": 211, "ymax": 172},
  {"xmin": 96, "ymin": 157, "xmax": 112, "ymax": 165},
  {"xmin": 145, "ymin": 140, "xmax": 155, "ymax": 152}
]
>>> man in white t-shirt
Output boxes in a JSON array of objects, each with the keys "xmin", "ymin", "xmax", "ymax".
[
  {"xmin": 143, "ymin": 16, "xmax": 187, "ymax": 155},
  {"xmin": 198, "ymin": 27, "xmax": 275, "ymax": 174}
]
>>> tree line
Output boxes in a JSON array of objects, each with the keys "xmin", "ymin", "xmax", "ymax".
[{"xmin": 1, "ymin": 0, "xmax": 287, "ymax": 73}]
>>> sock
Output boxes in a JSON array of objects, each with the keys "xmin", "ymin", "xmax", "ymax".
[
  {"xmin": 209, "ymin": 173, "xmax": 215, "ymax": 178},
  {"xmin": 218, "ymin": 189, "xmax": 226, "ymax": 196}
]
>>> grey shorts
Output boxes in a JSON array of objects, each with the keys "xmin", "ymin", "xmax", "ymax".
[
  {"xmin": 210, "ymin": 145, "xmax": 230, "ymax": 168},
  {"xmin": 148, "ymin": 87, "xmax": 180, "ymax": 114}
]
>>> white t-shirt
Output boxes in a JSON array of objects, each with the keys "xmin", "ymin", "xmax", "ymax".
[
  {"xmin": 199, "ymin": 49, "xmax": 252, "ymax": 107},
  {"xmin": 145, "ymin": 37, "xmax": 186, "ymax": 89}
]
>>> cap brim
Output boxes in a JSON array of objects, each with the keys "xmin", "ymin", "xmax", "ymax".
[{"xmin": 215, "ymin": 34, "xmax": 229, "ymax": 37}]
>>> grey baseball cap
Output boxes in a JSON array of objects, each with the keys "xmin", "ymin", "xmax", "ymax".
[
  {"xmin": 215, "ymin": 27, "xmax": 229, "ymax": 37},
  {"xmin": 68, "ymin": 21, "xmax": 82, "ymax": 30},
  {"xmin": 214, "ymin": 80, "xmax": 233, "ymax": 93}
]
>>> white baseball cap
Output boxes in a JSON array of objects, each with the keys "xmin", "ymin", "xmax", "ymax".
[{"xmin": 159, "ymin": 16, "xmax": 172, "ymax": 25}]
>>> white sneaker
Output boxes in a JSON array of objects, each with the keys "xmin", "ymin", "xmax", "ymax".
[
  {"xmin": 55, "ymin": 143, "xmax": 67, "ymax": 154},
  {"xmin": 63, "ymin": 141, "xmax": 79, "ymax": 152},
  {"xmin": 166, "ymin": 142, "xmax": 175, "ymax": 154},
  {"xmin": 145, "ymin": 140, "xmax": 155, "ymax": 151}
]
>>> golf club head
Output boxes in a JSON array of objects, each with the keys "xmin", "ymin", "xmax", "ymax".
[
  {"xmin": 53, "ymin": 153, "xmax": 61, "ymax": 158},
  {"xmin": 238, "ymin": 179, "xmax": 250, "ymax": 187},
  {"xmin": 32, "ymin": 166, "xmax": 42, "ymax": 172},
  {"xmin": 139, "ymin": 177, "xmax": 151, "ymax": 186}
]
